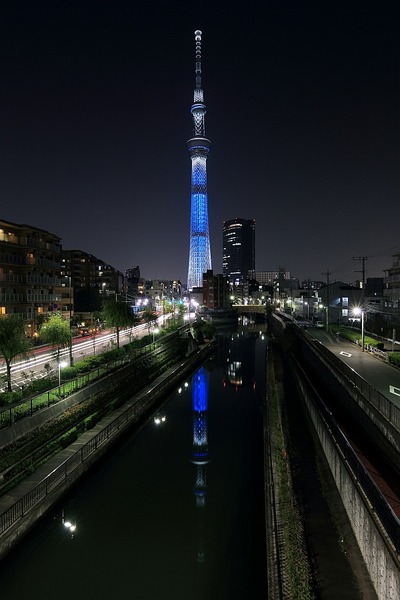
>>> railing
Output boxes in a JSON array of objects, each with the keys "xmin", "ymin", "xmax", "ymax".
[
  {"xmin": 0, "ymin": 253, "xmax": 28, "ymax": 265},
  {"xmin": 302, "ymin": 331, "xmax": 400, "ymax": 431},
  {"xmin": 0, "ymin": 294, "xmax": 25, "ymax": 302},
  {"xmin": 0, "ymin": 344, "xmax": 212, "ymax": 536},
  {"xmin": 0, "ymin": 341, "xmax": 160, "ymax": 429},
  {"xmin": 26, "ymin": 275, "xmax": 63, "ymax": 285},
  {"xmin": 293, "ymin": 359, "xmax": 400, "ymax": 554}
]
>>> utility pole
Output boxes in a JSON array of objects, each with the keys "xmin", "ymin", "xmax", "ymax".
[
  {"xmin": 353, "ymin": 256, "xmax": 367, "ymax": 296},
  {"xmin": 321, "ymin": 268, "xmax": 330, "ymax": 329}
]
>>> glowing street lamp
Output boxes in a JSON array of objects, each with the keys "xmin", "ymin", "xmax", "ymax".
[
  {"xmin": 190, "ymin": 299, "xmax": 198, "ymax": 320},
  {"xmin": 58, "ymin": 360, "xmax": 67, "ymax": 391},
  {"xmin": 352, "ymin": 307, "xmax": 365, "ymax": 352}
]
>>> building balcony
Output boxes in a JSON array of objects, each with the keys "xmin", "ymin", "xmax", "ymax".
[
  {"xmin": 0, "ymin": 252, "xmax": 28, "ymax": 265},
  {"xmin": 35, "ymin": 258, "xmax": 62, "ymax": 269},
  {"xmin": 0, "ymin": 293, "xmax": 25, "ymax": 302},
  {"xmin": 26, "ymin": 294, "xmax": 56, "ymax": 303}
]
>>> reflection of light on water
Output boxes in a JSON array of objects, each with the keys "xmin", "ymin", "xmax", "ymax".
[
  {"xmin": 63, "ymin": 521, "xmax": 76, "ymax": 533},
  {"xmin": 154, "ymin": 414, "xmax": 166, "ymax": 425},
  {"xmin": 178, "ymin": 381, "xmax": 190, "ymax": 395},
  {"xmin": 61, "ymin": 509, "xmax": 77, "ymax": 538},
  {"xmin": 192, "ymin": 367, "xmax": 209, "ymax": 563},
  {"xmin": 227, "ymin": 360, "xmax": 242, "ymax": 386}
]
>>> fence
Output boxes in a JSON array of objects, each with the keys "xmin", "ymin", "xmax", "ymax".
[
  {"xmin": 302, "ymin": 330, "xmax": 400, "ymax": 431},
  {"xmin": 270, "ymin": 314, "xmax": 400, "ymax": 432}
]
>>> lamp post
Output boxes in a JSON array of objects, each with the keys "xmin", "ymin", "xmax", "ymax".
[
  {"xmin": 58, "ymin": 360, "xmax": 67, "ymax": 393},
  {"xmin": 66, "ymin": 275, "xmax": 74, "ymax": 367},
  {"xmin": 190, "ymin": 299, "xmax": 198, "ymax": 321},
  {"xmin": 353, "ymin": 307, "xmax": 365, "ymax": 351}
]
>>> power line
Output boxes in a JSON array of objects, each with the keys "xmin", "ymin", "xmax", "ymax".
[
  {"xmin": 330, "ymin": 258, "xmax": 354, "ymax": 276},
  {"xmin": 366, "ymin": 244, "xmax": 400, "ymax": 259}
]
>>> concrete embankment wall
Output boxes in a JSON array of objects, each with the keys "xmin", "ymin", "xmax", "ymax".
[
  {"xmin": 299, "ymin": 332, "xmax": 400, "ymax": 472},
  {"xmin": 0, "ymin": 366, "xmax": 133, "ymax": 449},
  {"xmin": 293, "ymin": 362, "xmax": 400, "ymax": 600}
]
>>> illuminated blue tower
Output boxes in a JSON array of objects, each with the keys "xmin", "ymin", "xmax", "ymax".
[{"xmin": 187, "ymin": 30, "xmax": 212, "ymax": 290}]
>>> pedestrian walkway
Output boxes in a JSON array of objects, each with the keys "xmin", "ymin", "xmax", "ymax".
[{"xmin": 310, "ymin": 328, "xmax": 400, "ymax": 410}]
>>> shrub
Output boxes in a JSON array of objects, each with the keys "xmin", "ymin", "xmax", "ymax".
[
  {"xmin": 84, "ymin": 413, "xmax": 99, "ymax": 430},
  {"xmin": 0, "ymin": 390, "xmax": 24, "ymax": 407},
  {"xmin": 75, "ymin": 358, "xmax": 95, "ymax": 373},
  {"xmin": 102, "ymin": 348, "xmax": 125, "ymax": 363},
  {"xmin": 333, "ymin": 326, "xmax": 384, "ymax": 349},
  {"xmin": 389, "ymin": 352, "xmax": 400, "ymax": 367},
  {"xmin": 26, "ymin": 379, "xmax": 54, "ymax": 394},
  {"xmin": 60, "ymin": 366, "xmax": 77, "ymax": 380},
  {"xmin": 59, "ymin": 427, "xmax": 78, "ymax": 448}
]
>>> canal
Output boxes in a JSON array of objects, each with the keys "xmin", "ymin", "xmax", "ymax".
[{"xmin": 0, "ymin": 327, "xmax": 268, "ymax": 599}]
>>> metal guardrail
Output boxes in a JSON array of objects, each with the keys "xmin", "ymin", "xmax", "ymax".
[
  {"xmin": 269, "ymin": 314, "xmax": 399, "ymax": 431},
  {"xmin": 0, "ymin": 344, "xmax": 213, "ymax": 537},
  {"xmin": 293, "ymin": 359, "xmax": 400, "ymax": 554},
  {"xmin": 303, "ymin": 332, "xmax": 400, "ymax": 431}
]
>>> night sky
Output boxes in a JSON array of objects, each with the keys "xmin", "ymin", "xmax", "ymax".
[{"xmin": 1, "ymin": 2, "xmax": 399, "ymax": 285}]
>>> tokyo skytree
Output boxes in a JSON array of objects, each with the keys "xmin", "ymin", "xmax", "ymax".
[{"xmin": 187, "ymin": 30, "xmax": 212, "ymax": 290}]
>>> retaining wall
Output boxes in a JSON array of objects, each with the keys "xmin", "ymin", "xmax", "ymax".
[{"xmin": 293, "ymin": 364, "xmax": 400, "ymax": 600}]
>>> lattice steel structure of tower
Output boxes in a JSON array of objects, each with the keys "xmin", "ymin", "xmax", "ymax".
[{"xmin": 187, "ymin": 30, "xmax": 212, "ymax": 290}]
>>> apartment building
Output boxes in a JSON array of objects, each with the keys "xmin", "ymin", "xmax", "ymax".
[{"xmin": 0, "ymin": 218, "xmax": 66, "ymax": 330}]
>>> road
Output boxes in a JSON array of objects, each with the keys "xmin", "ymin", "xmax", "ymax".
[
  {"xmin": 0, "ymin": 319, "xmax": 165, "ymax": 393},
  {"xmin": 307, "ymin": 327, "xmax": 400, "ymax": 409}
]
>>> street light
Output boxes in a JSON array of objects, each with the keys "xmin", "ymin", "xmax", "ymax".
[
  {"xmin": 58, "ymin": 360, "xmax": 67, "ymax": 391},
  {"xmin": 352, "ymin": 307, "xmax": 365, "ymax": 352},
  {"xmin": 190, "ymin": 300, "xmax": 198, "ymax": 320}
]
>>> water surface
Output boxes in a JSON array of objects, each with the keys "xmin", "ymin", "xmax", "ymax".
[{"xmin": 0, "ymin": 329, "xmax": 268, "ymax": 600}]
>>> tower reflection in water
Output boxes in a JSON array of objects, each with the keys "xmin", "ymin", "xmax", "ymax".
[{"xmin": 191, "ymin": 366, "xmax": 210, "ymax": 563}]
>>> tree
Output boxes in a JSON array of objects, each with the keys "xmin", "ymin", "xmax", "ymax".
[
  {"xmin": 39, "ymin": 313, "xmax": 72, "ymax": 363},
  {"xmin": 102, "ymin": 300, "xmax": 138, "ymax": 348},
  {"xmin": 0, "ymin": 315, "xmax": 32, "ymax": 392},
  {"xmin": 142, "ymin": 307, "xmax": 159, "ymax": 336},
  {"xmin": 190, "ymin": 318, "xmax": 216, "ymax": 344}
]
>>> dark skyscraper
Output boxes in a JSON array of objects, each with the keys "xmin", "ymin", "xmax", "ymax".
[
  {"xmin": 222, "ymin": 218, "xmax": 255, "ymax": 285},
  {"xmin": 187, "ymin": 30, "xmax": 212, "ymax": 290}
]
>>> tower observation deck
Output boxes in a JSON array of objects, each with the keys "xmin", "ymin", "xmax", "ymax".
[{"xmin": 187, "ymin": 30, "xmax": 212, "ymax": 291}]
